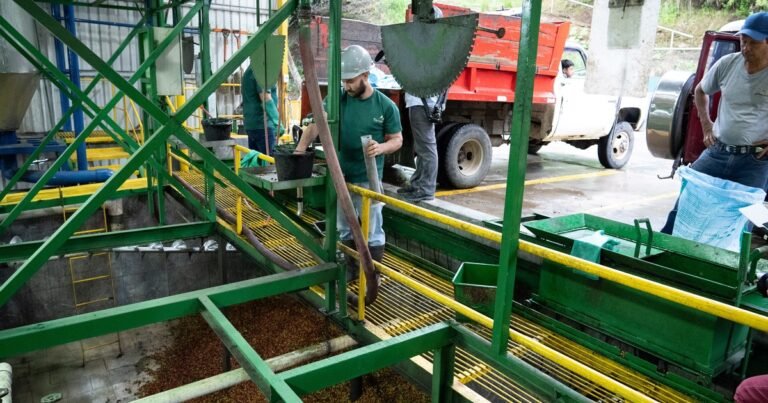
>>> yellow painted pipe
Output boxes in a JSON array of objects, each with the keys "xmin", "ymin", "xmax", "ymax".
[
  {"xmin": 234, "ymin": 147, "xmax": 243, "ymax": 235},
  {"xmin": 166, "ymin": 144, "xmax": 173, "ymax": 175},
  {"xmin": 347, "ymin": 185, "xmax": 768, "ymax": 333},
  {"xmin": 337, "ymin": 244, "xmax": 655, "ymax": 403},
  {"xmin": 359, "ymin": 196, "xmax": 371, "ymax": 320},
  {"xmin": 234, "ymin": 144, "xmax": 275, "ymax": 164}
]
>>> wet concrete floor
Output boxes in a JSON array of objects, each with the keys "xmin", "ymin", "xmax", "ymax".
[{"xmin": 433, "ymin": 131, "xmax": 681, "ymax": 230}]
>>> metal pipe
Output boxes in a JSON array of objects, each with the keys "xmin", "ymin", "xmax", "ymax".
[
  {"xmin": 63, "ymin": 5, "xmax": 88, "ymax": 171},
  {"xmin": 0, "ymin": 362, "xmax": 11, "ymax": 403},
  {"xmin": 348, "ymin": 184, "xmax": 768, "ymax": 333},
  {"xmin": 297, "ymin": 5, "xmax": 378, "ymax": 305},
  {"xmin": 338, "ymin": 243, "xmax": 655, "ymax": 403},
  {"xmin": 16, "ymin": 168, "xmax": 112, "ymax": 186},
  {"xmin": 50, "ymin": 4, "xmax": 72, "ymax": 134},
  {"xmin": 134, "ymin": 336, "xmax": 356, "ymax": 403}
]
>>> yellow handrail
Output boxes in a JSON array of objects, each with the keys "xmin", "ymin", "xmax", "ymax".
[
  {"xmin": 338, "ymin": 243, "xmax": 655, "ymax": 403},
  {"xmin": 347, "ymin": 184, "xmax": 768, "ymax": 334},
  {"xmin": 358, "ymin": 198, "xmax": 370, "ymax": 320}
]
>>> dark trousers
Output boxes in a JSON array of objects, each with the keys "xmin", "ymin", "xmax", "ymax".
[
  {"xmin": 246, "ymin": 127, "xmax": 276, "ymax": 155},
  {"xmin": 408, "ymin": 106, "xmax": 438, "ymax": 196}
]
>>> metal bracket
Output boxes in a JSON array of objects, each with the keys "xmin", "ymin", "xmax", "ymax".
[{"xmin": 633, "ymin": 218, "xmax": 653, "ymax": 258}]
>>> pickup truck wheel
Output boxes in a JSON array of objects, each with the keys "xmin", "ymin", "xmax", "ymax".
[
  {"xmin": 438, "ymin": 124, "xmax": 492, "ymax": 189},
  {"xmin": 528, "ymin": 142, "xmax": 544, "ymax": 154},
  {"xmin": 598, "ymin": 121, "xmax": 634, "ymax": 169}
]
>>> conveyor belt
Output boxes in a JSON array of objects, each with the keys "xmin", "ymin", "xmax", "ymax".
[{"xmin": 157, "ymin": 170, "xmax": 700, "ymax": 401}]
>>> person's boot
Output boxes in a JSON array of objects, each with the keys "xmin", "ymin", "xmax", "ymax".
[
  {"xmin": 369, "ymin": 245, "xmax": 385, "ymax": 286},
  {"xmin": 369, "ymin": 245, "xmax": 385, "ymax": 263},
  {"xmin": 341, "ymin": 240, "xmax": 358, "ymax": 281}
]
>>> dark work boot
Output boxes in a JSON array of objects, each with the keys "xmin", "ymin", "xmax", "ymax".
[
  {"xmin": 341, "ymin": 240, "xmax": 359, "ymax": 281},
  {"xmin": 369, "ymin": 245, "xmax": 385, "ymax": 287},
  {"xmin": 369, "ymin": 245, "xmax": 385, "ymax": 263}
]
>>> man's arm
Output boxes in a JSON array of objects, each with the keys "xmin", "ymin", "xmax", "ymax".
[
  {"xmin": 295, "ymin": 123, "xmax": 318, "ymax": 153},
  {"xmin": 366, "ymin": 132, "xmax": 403, "ymax": 157},
  {"xmin": 694, "ymin": 83, "xmax": 715, "ymax": 147}
]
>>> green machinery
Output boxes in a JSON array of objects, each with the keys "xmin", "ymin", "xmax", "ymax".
[
  {"xmin": 0, "ymin": 0, "xmax": 573, "ymax": 401},
  {"xmin": 2, "ymin": 0, "xmax": 768, "ymax": 401}
]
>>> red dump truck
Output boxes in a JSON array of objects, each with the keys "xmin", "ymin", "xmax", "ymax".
[{"xmin": 303, "ymin": 4, "xmax": 645, "ymax": 188}]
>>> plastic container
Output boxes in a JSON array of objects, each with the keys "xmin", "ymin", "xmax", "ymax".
[
  {"xmin": 453, "ymin": 262, "xmax": 498, "ymax": 319},
  {"xmin": 201, "ymin": 118, "xmax": 232, "ymax": 141},
  {"xmin": 274, "ymin": 148, "xmax": 315, "ymax": 181}
]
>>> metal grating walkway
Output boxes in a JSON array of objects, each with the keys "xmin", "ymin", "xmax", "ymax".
[{"xmin": 174, "ymin": 170, "xmax": 694, "ymax": 402}]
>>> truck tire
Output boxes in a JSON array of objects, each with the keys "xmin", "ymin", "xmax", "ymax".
[
  {"xmin": 598, "ymin": 121, "xmax": 634, "ymax": 169},
  {"xmin": 528, "ymin": 142, "xmax": 544, "ymax": 155},
  {"xmin": 438, "ymin": 123, "xmax": 492, "ymax": 189}
]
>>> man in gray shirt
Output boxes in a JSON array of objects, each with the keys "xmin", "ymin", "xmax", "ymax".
[{"xmin": 662, "ymin": 12, "xmax": 768, "ymax": 234}]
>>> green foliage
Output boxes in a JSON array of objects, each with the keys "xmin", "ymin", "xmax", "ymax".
[
  {"xmin": 659, "ymin": 1, "xmax": 680, "ymax": 26},
  {"xmin": 381, "ymin": 0, "xmax": 409, "ymax": 24}
]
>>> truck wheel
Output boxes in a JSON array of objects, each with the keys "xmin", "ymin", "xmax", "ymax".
[
  {"xmin": 598, "ymin": 121, "xmax": 634, "ymax": 169},
  {"xmin": 438, "ymin": 124, "xmax": 492, "ymax": 189},
  {"xmin": 528, "ymin": 142, "xmax": 544, "ymax": 155}
]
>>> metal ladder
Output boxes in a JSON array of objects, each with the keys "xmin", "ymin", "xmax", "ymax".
[{"xmin": 64, "ymin": 206, "xmax": 123, "ymax": 366}]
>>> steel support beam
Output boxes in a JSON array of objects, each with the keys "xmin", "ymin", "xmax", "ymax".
[
  {"xmin": 280, "ymin": 323, "xmax": 455, "ymax": 396},
  {"xmin": 0, "ymin": 222, "xmax": 214, "ymax": 264},
  {"xmin": 0, "ymin": 0, "xmax": 204, "ymax": 234},
  {"xmin": 199, "ymin": 296, "xmax": 302, "ymax": 401},
  {"xmin": 0, "ymin": 0, "xmax": 316, "ymax": 308},
  {"xmin": 0, "ymin": 13, "xmax": 148, "ymax": 204},
  {"xmin": 11, "ymin": 0, "xmax": 323, "ymax": 260},
  {"xmin": 491, "ymin": 0, "xmax": 542, "ymax": 355},
  {"xmin": 430, "ymin": 337, "xmax": 455, "ymax": 402},
  {"xmin": 0, "ymin": 263, "xmax": 337, "ymax": 357},
  {"xmin": 0, "ymin": 14, "xmax": 207, "ymax": 222}
]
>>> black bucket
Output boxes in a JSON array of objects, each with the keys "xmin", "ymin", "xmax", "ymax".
[
  {"xmin": 274, "ymin": 149, "xmax": 315, "ymax": 181},
  {"xmin": 202, "ymin": 118, "xmax": 232, "ymax": 141}
]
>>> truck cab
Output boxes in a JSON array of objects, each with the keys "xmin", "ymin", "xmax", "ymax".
[{"xmin": 541, "ymin": 41, "xmax": 645, "ymax": 169}]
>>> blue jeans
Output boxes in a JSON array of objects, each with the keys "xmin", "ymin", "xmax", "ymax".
[
  {"xmin": 337, "ymin": 182, "xmax": 385, "ymax": 247},
  {"xmin": 246, "ymin": 128, "xmax": 275, "ymax": 155},
  {"xmin": 661, "ymin": 146, "xmax": 768, "ymax": 234}
]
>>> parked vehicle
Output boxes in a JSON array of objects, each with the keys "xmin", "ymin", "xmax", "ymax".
[
  {"xmin": 646, "ymin": 22, "xmax": 743, "ymax": 175},
  {"xmin": 302, "ymin": 3, "xmax": 646, "ymax": 188}
]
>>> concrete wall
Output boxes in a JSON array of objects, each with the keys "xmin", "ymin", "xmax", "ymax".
[
  {"xmin": 0, "ymin": 195, "xmax": 267, "ymax": 330},
  {"xmin": 584, "ymin": 0, "xmax": 661, "ymax": 98}
]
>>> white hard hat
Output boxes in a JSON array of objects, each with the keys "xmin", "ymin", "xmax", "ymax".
[{"xmin": 341, "ymin": 45, "xmax": 373, "ymax": 80}]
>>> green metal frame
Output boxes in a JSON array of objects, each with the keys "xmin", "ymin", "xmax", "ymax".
[
  {"xmin": 0, "ymin": 263, "xmax": 337, "ymax": 357},
  {"xmin": 0, "ymin": 0, "xmax": 331, "ymax": 309},
  {"xmin": 0, "ymin": 0, "xmax": 643, "ymax": 400},
  {"xmin": 0, "ymin": 222, "xmax": 214, "ymax": 264},
  {"xmin": 491, "ymin": 0, "xmax": 543, "ymax": 355},
  {"xmin": 280, "ymin": 323, "xmax": 455, "ymax": 396},
  {"xmin": 0, "ymin": 13, "xmax": 149, "ymax": 204}
]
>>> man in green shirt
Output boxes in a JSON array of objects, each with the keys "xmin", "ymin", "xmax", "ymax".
[
  {"xmin": 296, "ymin": 45, "xmax": 403, "ymax": 267},
  {"xmin": 242, "ymin": 66, "xmax": 279, "ymax": 154}
]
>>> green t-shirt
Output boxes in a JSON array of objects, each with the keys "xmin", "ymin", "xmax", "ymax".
[
  {"xmin": 332, "ymin": 90, "xmax": 402, "ymax": 183},
  {"xmin": 242, "ymin": 68, "xmax": 279, "ymax": 131}
]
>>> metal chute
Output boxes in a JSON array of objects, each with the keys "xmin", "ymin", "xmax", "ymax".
[{"xmin": 380, "ymin": 2, "xmax": 478, "ymax": 98}]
